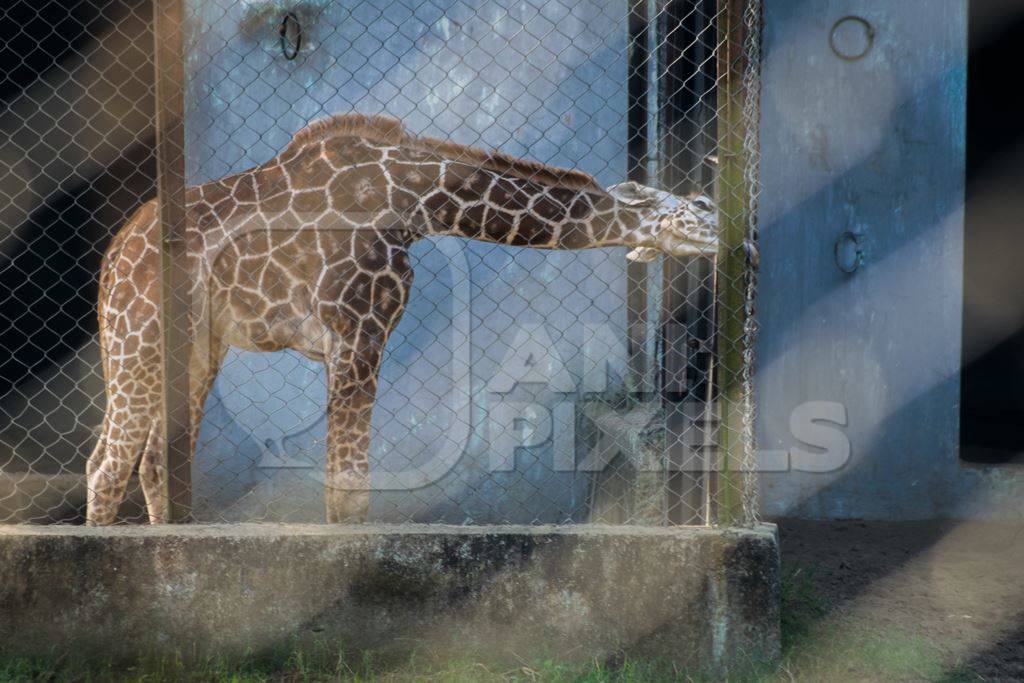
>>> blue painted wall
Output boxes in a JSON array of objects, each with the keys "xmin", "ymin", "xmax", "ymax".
[
  {"xmin": 756, "ymin": 0, "xmax": 1024, "ymax": 520},
  {"xmin": 183, "ymin": 0, "xmax": 633, "ymax": 521}
]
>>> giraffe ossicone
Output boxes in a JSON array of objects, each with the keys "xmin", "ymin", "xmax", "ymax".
[{"xmin": 86, "ymin": 112, "xmax": 718, "ymax": 525}]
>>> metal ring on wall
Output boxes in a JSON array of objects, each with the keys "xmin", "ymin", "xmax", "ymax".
[
  {"xmin": 834, "ymin": 231, "xmax": 864, "ymax": 274},
  {"xmin": 829, "ymin": 16, "xmax": 874, "ymax": 62},
  {"xmin": 279, "ymin": 12, "xmax": 302, "ymax": 60}
]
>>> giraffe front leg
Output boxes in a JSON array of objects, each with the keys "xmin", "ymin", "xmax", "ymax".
[
  {"xmin": 324, "ymin": 352, "xmax": 380, "ymax": 524},
  {"xmin": 317, "ymin": 231, "xmax": 413, "ymax": 523}
]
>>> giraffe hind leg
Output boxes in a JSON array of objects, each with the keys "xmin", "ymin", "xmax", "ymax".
[
  {"xmin": 84, "ymin": 428, "xmax": 108, "ymax": 523},
  {"xmin": 136, "ymin": 338, "xmax": 225, "ymax": 524},
  {"xmin": 137, "ymin": 424, "xmax": 166, "ymax": 523},
  {"xmin": 86, "ymin": 405, "xmax": 156, "ymax": 525}
]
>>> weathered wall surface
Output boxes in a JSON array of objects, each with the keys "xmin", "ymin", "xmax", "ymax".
[
  {"xmin": 0, "ymin": 524, "xmax": 779, "ymax": 673},
  {"xmin": 753, "ymin": 0, "xmax": 1024, "ymax": 520}
]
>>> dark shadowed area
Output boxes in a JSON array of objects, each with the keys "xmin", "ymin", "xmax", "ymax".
[
  {"xmin": 961, "ymin": 0, "xmax": 1024, "ymax": 464},
  {"xmin": 0, "ymin": 0, "xmax": 156, "ymax": 475}
]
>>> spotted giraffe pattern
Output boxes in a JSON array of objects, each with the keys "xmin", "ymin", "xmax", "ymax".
[{"xmin": 86, "ymin": 113, "xmax": 718, "ymax": 524}]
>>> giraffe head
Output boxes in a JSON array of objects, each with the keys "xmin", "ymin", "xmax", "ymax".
[{"xmin": 606, "ymin": 182, "xmax": 719, "ymax": 263}]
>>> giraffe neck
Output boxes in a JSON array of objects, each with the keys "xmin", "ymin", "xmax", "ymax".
[
  {"xmin": 326, "ymin": 143, "xmax": 658, "ymax": 251},
  {"xmin": 271, "ymin": 133, "xmax": 662, "ymax": 251},
  {"xmin": 405, "ymin": 160, "xmax": 653, "ymax": 251}
]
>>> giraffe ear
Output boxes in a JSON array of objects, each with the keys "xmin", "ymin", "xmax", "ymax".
[{"xmin": 607, "ymin": 181, "xmax": 658, "ymax": 207}]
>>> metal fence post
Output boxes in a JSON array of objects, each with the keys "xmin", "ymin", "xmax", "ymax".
[
  {"xmin": 153, "ymin": 0, "xmax": 192, "ymax": 522},
  {"xmin": 714, "ymin": 0, "xmax": 754, "ymax": 526}
]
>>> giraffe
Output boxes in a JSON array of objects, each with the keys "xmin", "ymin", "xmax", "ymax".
[{"xmin": 86, "ymin": 113, "xmax": 718, "ymax": 525}]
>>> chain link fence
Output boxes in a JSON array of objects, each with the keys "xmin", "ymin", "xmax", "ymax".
[{"xmin": 0, "ymin": 0, "xmax": 761, "ymax": 526}]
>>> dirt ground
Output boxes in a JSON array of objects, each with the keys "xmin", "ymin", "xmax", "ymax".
[{"xmin": 776, "ymin": 518, "xmax": 1024, "ymax": 682}]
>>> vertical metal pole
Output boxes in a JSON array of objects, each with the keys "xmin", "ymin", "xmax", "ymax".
[
  {"xmin": 626, "ymin": 0, "xmax": 650, "ymax": 397},
  {"xmin": 714, "ymin": 0, "xmax": 751, "ymax": 526},
  {"xmin": 153, "ymin": 0, "xmax": 192, "ymax": 522}
]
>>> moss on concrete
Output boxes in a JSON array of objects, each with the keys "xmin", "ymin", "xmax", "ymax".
[{"xmin": 0, "ymin": 524, "xmax": 779, "ymax": 675}]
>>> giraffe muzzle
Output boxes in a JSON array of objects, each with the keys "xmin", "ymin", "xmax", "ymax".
[{"xmin": 625, "ymin": 227, "xmax": 719, "ymax": 263}]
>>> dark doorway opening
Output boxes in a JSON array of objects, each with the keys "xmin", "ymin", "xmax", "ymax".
[{"xmin": 961, "ymin": 0, "xmax": 1024, "ymax": 464}]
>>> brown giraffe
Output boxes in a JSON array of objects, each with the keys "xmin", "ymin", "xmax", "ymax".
[{"xmin": 86, "ymin": 113, "xmax": 718, "ymax": 525}]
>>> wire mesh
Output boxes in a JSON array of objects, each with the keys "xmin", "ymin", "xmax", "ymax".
[{"xmin": 0, "ymin": 0, "xmax": 761, "ymax": 526}]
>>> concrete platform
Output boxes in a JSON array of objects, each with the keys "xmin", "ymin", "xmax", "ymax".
[{"xmin": 0, "ymin": 523, "xmax": 779, "ymax": 673}]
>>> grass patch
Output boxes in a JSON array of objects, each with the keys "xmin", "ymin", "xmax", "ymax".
[
  {"xmin": 0, "ymin": 636, "xmax": 974, "ymax": 683},
  {"xmin": 777, "ymin": 623, "xmax": 958, "ymax": 682},
  {"xmin": 0, "ymin": 650, "xmax": 701, "ymax": 683},
  {"xmin": 778, "ymin": 562, "xmax": 827, "ymax": 653}
]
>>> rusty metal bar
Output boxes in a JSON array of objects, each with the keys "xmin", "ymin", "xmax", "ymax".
[{"xmin": 153, "ymin": 0, "xmax": 192, "ymax": 522}]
